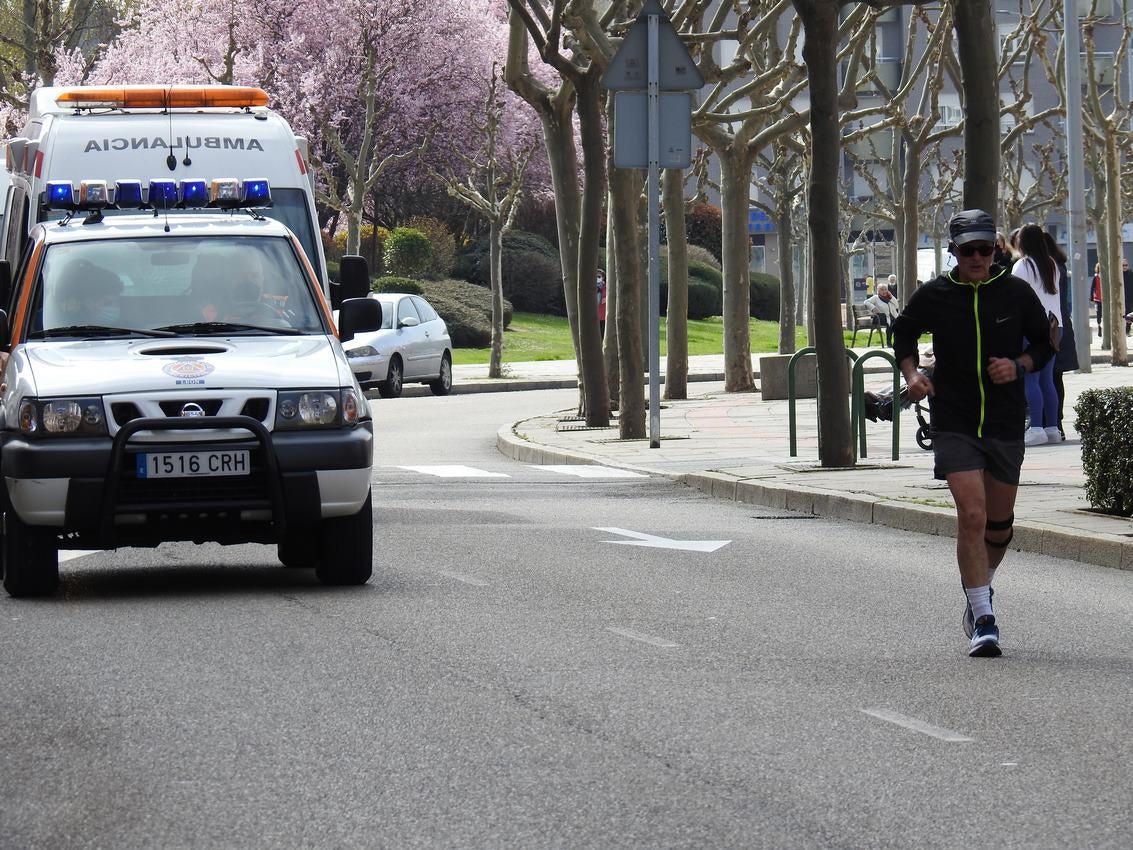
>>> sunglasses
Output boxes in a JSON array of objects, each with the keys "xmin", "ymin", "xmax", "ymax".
[{"xmin": 957, "ymin": 244, "xmax": 995, "ymax": 258}]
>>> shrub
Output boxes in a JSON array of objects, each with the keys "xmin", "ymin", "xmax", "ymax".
[
  {"xmin": 372, "ymin": 276, "xmax": 424, "ymax": 295},
  {"xmin": 687, "ymin": 279, "xmax": 722, "ymax": 319},
  {"xmin": 749, "ymin": 271, "xmax": 781, "ymax": 320},
  {"xmin": 331, "ymin": 224, "xmax": 383, "ymax": 270},
  {"xmin": 418, "ymin": 277, "xmax": 513, "ymax": 347},
  {"xmin": 406, "ymin": 215, "xmax": 456, "ymax": 280},
  {"xmin": 688, "ymin": 260, "xmax": 723, "ymax": 292},
  {"xmin": 686, "ymin": 243, "xmax": 721, "ymax": 270},
  {"xmin": 687, "ymin": 203, "xmax": 722, "ymax": 260},
  {"xmin": 451, "ymin": 230, "xmax": 564, "ymax": 315},
  {"xmin": 383, "ymin": 227, "xmax": 433, "ymax": 278},
  {"xmin": 1075, "ymin": 388, "xmax": 1133, "ymax": 516}
]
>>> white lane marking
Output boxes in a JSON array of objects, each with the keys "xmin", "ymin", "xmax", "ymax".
[
  {"xmin": 534, "ymin": 465, "xmax": 647, "ymax": 479},
  {"xmin": 861, "ymin": 708, "xmax": 975, "ymax": 742},
  {"xmin": 606, "ymin": 626, "xmax": 679, "ymax": 648},
  {"xmin": 397, "ymin": 465, "xmax": 509, "ymax": 478},
  {"xmin": 59, "ymin": 550, "xmax": 100, "ymax": 563},
  {"xmin": 437, "ymin": 570, "xmax": 488, "ymax": 587},
  {"xmin": 593, "ymin": 527, "xmax": 731, "ymax": 553}
]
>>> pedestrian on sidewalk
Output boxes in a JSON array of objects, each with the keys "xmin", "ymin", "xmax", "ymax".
[
  {"xmin": 597, "ymin": 269, "xmax": 607, "ymax": 337},
  {"xmin": 1123, "ymin": 258, "xmax": 1133, "ymax": 336},
  {"xmin": 1044, "ymin": 232, "xmax": 1077, "ymax": 439},
  {"xmin": 890, "ymin": 209, "xmax": 1054, "ymax": 658},
  {"xmin": 1091, "ymin": 264, "xmax": 1102, "ymax": 338},
  {"xmin": 1012, "ymin": 225, "xmax": 1062, "ymax": 446}
]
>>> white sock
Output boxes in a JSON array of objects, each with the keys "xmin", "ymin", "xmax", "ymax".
[{"xmin": 965, "ymin": 585, "xmax": 993, "ymax": 621}]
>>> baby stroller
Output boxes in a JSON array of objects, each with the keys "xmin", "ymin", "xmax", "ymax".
[{"xmin": 863, "ymin": 349, "xmax": 934, "ymax": 450}]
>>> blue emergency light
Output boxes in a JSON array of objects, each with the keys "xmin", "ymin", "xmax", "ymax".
[
  {"xmin": 148, "ymin": 179, "xmax": 178, "ymax": 208},
  {"xmin": 242, "ymin": 179, "xmax": 271, "ymax": 206},
  {"xmin": 114, "ymin": 180, "xmax": 144, "ymax": 208},
  {"xmin": 45, "ymin": 181, "xmax": 76, "ymax": 210},
  {"xmin": 179, "ymin": 179, "xmax": 209, "ymax": 207}
]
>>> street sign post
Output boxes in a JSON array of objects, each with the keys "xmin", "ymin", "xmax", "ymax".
[{"xmin": 602, "ymin": 0, "xmax": 704, "ymax": 449}]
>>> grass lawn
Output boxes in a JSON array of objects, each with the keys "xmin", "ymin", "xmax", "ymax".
[{"xmin": 451, "ymin": 312, "xmax": 861, "ymax": 365}]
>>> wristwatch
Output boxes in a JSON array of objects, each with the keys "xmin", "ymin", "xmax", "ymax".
[{"xmin": 1014, "ymin": 359, "xmax": 1027, "ymax": 380}]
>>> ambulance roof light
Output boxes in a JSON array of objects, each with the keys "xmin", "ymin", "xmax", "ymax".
[
  {"xmin": 45, "ymin": 181, "xmax": 76, "ymax": 211},
  {"xmin": 78, "ymin": 180, "xmax": 109, "ymax": 210},
  {"xmin": 179, "ymin": 179, "xmax": 209, "ymax": 208},
  {"xmin": 242, "ymin": 179, "xmax": 271, "ymax": 206},
  {"xmin": 148, "ymin": 179, "xmax": 178, "ymax": 209},
  {"xmin": 114, "ymin": 180, "xmax": 144, "ymax": 209},
  {"xmin": 55, "ymin": 86, "xmax": 270, "ymax": 110}
]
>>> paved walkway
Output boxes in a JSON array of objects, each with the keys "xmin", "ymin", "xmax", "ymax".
[{"xmin": 418, "ymin": 337, "xmax": 1133, "ymax": 571}]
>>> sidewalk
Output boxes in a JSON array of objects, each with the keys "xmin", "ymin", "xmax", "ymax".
[{"xmin": 472, "ymin": 337, "xmax": 1133, "ymax": 572}]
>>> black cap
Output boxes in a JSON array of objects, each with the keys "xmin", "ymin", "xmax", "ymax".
[{"xmin": 949, "ymin": 209, "xmax": 996, "ymax": 245}]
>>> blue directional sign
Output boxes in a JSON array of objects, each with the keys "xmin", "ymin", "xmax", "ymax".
[{"xmin": 748, "ymin": 209, "xmax": 776, "ymax": 235}]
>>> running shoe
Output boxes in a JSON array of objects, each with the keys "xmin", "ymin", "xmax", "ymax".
[
  {"xmin": 969, "ymin": 615, "xmax": 1002, "ymax": 657},
  {"xmin": 962, "ymin": 586, "xmax": 994, "ymax": 638}
]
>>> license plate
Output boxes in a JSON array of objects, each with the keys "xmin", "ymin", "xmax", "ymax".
[{"xmin": 135, "ymin": 450, "xmax": 251, "ymax": 479}]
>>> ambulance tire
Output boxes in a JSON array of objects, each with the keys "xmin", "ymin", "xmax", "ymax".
[
  {"xmin": 315, "ymin": 490, "xmax": 373, "ymax": 586},
  {"xmin": 1, "ymin": 504, "xmax": 60, "ymax": 598}
]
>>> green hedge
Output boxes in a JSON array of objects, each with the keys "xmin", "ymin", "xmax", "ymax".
[
  {"xmin": 371, "ymin": 276, "xmax": 424, "ymax": 295},
  {"xmin": 417, "ymin": 278, "xmax": 513, "ymax": 348},
  {"xmin": 750, "ymin": 272, "xmax": 780, "ymax": 320},
  {"xmin": 452, "ymin": 230, "xmax": 564, "ymax": 315},
  {"xmin": 1075, "ymin": 388, "xmax": 1133, "ymax": 516}
]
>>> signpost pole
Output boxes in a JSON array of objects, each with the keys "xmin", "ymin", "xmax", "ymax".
[{"xmin": 647, "ymin": 13, "xmax": 661, "ymax": 448}]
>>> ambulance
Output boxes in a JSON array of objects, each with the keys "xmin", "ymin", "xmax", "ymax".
[
  {"xmin": 1, "ymin": 85, "xmax": 329, "ymax": 294},
  {"xmin": 0, "ymin": 176, "xmax": 380, "ymax": 597}
]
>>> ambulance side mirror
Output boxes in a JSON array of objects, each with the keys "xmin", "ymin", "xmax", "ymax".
[{"xmin": 332, "ymin": 255, "xmax": 371, "ymax": 311}]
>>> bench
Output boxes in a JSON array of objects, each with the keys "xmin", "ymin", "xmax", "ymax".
[{"xmin": 851, "ymin": 303, "xmax": 882, "ymax": 347}]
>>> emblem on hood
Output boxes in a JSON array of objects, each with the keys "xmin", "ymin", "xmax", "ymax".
[{"xmin": 163, "ymin": 357, "xmax": 215, "ymax": 386}]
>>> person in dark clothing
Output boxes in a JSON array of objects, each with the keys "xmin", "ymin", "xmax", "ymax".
[
  {"xmin": 891, "ymin": 209, "xmax": 1054, "ymax": 658},
  {"xmin": 993, "ymin": 231, "xmax": 1014, "ymax": 269},
  {"xmin": 1123, "ymin": 258, "xmax": 1133, "ymax": 335},
  {"xmin": 1043, "ymin": 232, "xmax": 1077, "ymax": 439}
]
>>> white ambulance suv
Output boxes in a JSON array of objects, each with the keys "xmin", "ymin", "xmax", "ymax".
[{"xmin": 0, "ymin": 178, "xmax": 381, "ymax": 596}]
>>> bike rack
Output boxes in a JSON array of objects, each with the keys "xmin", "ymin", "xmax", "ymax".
[
  {"xmin": 787, "ymin": 346, "xmax": 859, "ymax": 457},
  {"xmin": 850, "ymin": 349, "xmax": 901, "ymax": 461}
]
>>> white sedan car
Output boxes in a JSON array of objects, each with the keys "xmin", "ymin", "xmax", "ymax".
[{"xmin": 342, "ymin": 292, "xmax": 453, "ymax": 398}]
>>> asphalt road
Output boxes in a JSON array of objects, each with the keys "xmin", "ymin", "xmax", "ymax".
[{"xmin": 2, "ymin": 388, "xmax": 1131, "ymax": 849}]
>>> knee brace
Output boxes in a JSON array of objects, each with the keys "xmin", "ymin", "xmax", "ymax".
[{"xmin": 985, "ymin": 514, "xmax": 1014, "ymax": 549}]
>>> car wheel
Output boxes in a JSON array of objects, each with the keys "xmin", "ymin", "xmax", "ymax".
[
  {"xmin": 2, "ymin": 506, "xmax": 60, "ymax": 598},
  {"xmin": 278, "ymin": 531, "xmax": 318, "ymax": 568},
  {"xmin": 430, "ymin": 352, "xmax": 453, "ymax": 396},
  {"xmin": 314, "ymin": 490, "xmax": 373, "ymax": 586},
  {"xmin": 378, "ymin": 356, "xmax": 403, "ymax": 399}
]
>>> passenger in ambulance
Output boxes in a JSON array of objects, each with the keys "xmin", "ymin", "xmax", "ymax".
[{"xmin": 54, "ymin": 259, "xmax": 123, "ymax": 327}]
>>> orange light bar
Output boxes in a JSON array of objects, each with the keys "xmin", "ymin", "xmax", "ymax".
[{"xmin": 55, "ymin": 86, "xmax": 270, "ymax": 109}]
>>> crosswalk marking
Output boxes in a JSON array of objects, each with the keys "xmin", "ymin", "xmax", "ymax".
[
  {"xmin": 396, "ymin": 465, "xmax": 510, "ymax": 478},
  {"xmin": 532, "ymin": 465, "xmax": 647, "ymax": 479}
]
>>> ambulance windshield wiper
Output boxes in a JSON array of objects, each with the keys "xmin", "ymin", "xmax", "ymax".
[
  {"xmin": 155, "ymin": 321, "xmax": 301, "ymax": 336},
  {"xmin": 33, "ymin": 325, "xmax": 176, "ymax": 339}
]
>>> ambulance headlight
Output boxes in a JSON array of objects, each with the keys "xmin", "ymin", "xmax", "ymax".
[
  {"xmin": 242, "ymin": 179, "xmax": 271, "ymax": 207},
  {"xmin": 148, "ymin": 179, "xmax": 178, "ymax": 209},
  {"xmin": 179, "ymin": 179, "xmax": 208, "ymax": 208},
  {"xmin": 115, "ymin": 180, "xmax": 144, "ymax": 208},
  {"xmin": 18, "ymin": 397, "xmax": 108, "ymax": 436},
  {"xmin": 45, "ymin": 181, "xmax": 76, "ymax": 211}
]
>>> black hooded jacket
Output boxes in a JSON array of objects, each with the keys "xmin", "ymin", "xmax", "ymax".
[{"xmin": 891, "ymin": 265, "xmax": 1054, "ymax": 440}]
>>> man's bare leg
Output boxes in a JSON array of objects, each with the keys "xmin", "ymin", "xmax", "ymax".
[{"xmin": 945, "ymin": 469, "xmax": 989, "ymax": 589}]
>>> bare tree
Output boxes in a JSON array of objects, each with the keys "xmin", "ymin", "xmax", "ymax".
[{"xmin": 430, "ymin": 66, "xmax": 534, "ymax": 378}]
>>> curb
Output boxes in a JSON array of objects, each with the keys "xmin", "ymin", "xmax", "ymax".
[{"xmin": 496, "ymin": 421, "xmax": 1133, "ymax": 573}]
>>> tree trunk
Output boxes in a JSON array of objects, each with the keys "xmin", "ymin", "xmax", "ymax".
[
  {"xmin": 1103, "ymin": 130, "xmax": 1128, "ymax": 364},
  {"xmin": 796, "ymin": 0, "xmax": 854, "ymax": 467},
  {"xmin": 610, "ymin": 165, "xmax": 646, "ymax": 439},
  {"xmin": 899, "ymin": 148, "xmax": 921, "ymax": 305},
  {"xmin": 488, "ymin": 219, "xmax": 505, "ymax": 378},
  {"xmin": 663, "ymin": 168, "xmax": 688, "ymax": 400},
  {"xmin": 954, "ymin": 1, "xmax": 1000, "ymax": 213},
  {"xmin": 777, "ymin": 209, "xmax": 796, "ymax": 354},
  {"xmin": 1096, "ymin": 206, "xmax": 1111, "ymax": 352},
  {"xmin": 575, "ymin": 70, "xmax": 610, "ymax": 425},
  {"xmin": 719, "ymin": 149, "xmax": 755, "ymax": 391},
  {"xmin": 604, "ymin": 210, "xmax": 620, "ymax": 405}
]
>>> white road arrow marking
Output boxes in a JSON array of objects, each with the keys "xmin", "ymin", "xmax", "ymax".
[
  {"xmin": 861, "ymin": 708, "xmax": 975, "ymax": 742},
  {"xmin": 593, "ymin": 527, "xmax": 730, "ymax": 553}
]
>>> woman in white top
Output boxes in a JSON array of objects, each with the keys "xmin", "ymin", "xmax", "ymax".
[{"xmin": 1011, "ymin": 224, "xmax": 1061, "ymax": 445}]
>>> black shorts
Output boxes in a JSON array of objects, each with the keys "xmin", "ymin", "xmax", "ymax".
[{"xmin": 932, "ymin": 430, "xmax": 1025, "ymax": 486}]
